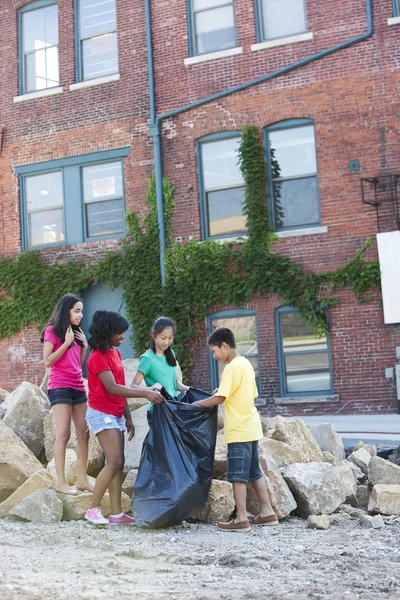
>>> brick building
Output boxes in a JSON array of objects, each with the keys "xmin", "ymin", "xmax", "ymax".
[{"xmin": 0, "ymin": 0, "xmax": 399, "ymax": 416}]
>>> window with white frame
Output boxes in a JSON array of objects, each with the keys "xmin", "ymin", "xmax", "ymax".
[
  {"xmin": 266, "ymin": 120, "xmax": 320, "ymax": 231},
  {"xmin": 77, "ymin": 0, "xmax": 119, "ymax": 81},
  {"xmin": 190, "ymin": 0, "xmax": 237, "ymax": 56},
  {"xmin": 82, "ymin": 162, "xmax": 124, "ymax": 238},
  {"xmin": 208, "ymin": 310, "xmax": 260, "ymax": 391},
  {"xmin": 20, "ymin": 1, "xmax": 59, "ymax": 94},
  {"xmin": 258, "ymin": 0, "xmax": 307, "ymax": 41},
  {"xmin": 199, "ymin": 134, "xmax": 245, "ymax": 238},
  {"xmin": 276, "ymin": 307, "xmax": 332, "ymax": 396},
  {"xmin": 25, "ymin": 171, "xmax": 64, "ymax": 246}
]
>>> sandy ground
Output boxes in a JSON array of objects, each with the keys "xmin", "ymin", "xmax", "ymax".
[{"xmin": 1, "ymin": 514, "xmax": 400, "ymax": 600}]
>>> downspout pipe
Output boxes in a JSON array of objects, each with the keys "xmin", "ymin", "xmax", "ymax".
[{"xmin": 146, "ymin": 0, "xmax": 373, "ymax": 285}]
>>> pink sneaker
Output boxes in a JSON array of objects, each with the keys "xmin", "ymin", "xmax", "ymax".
[
  {"xmin": 85, "ymin": 507, "xmax": 109, "ymax": 525},
  {"xmin": 108, "ymin": 513, "xmax": 136, "ymax": 525}
]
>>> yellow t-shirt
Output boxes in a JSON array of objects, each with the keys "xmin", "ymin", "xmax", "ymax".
[{"xmin": 217, "ymin": 356, "xmax": 263, "ymax": 444}]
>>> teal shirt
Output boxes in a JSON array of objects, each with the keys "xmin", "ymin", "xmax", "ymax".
[{"xmin": 138, "ymin": 349, "xmax": 177, "ymax": 411}]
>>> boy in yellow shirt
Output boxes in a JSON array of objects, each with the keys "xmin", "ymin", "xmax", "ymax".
[{"xmin": 194, "ymin": 327, "xmax": 278, "ymax": 532}]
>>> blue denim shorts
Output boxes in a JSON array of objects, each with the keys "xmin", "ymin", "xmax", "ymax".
[
  {"xmin": 227, "ymin": 441, "xmax": 263, "ymax": 483},
  {"xmin": 48, "ymin": 387, "xmax": 87, "ymax": 407},
  {"xmin": 86, "ymin": 406, "xmax": 127, "ymax": 436}
]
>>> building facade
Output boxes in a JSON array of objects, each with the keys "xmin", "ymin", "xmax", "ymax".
[{"xmin": 0, "ymin": 0, "xmax": 399, "ymax": 416}]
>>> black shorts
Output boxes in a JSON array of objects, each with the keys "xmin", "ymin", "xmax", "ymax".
[{"xmin": 48, "ymin": 387, "xmax": 87, "ymax": 407}]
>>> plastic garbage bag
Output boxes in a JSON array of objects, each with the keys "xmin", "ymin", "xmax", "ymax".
[{"xmin": 132, "ymin": 387, "xmax": 217, "ymax": 528}]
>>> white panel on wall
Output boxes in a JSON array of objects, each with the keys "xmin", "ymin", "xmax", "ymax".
[{"xmin": 377, "ymin": 231, "xmax": 400, "ymax": 325}]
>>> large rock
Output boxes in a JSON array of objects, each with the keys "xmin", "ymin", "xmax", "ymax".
[
  {"xmin": 0, "ymin": 420, "xmax": 43, "ymax": 502},
  {"xmin": 266, "ymin": 416, "xmax": 324, "ymax": 463},
  {"xmin": 9, "ymin": 489, "xmax": 63, "ymax": 523},
  {"xmin": 122, "ymin": 469, "xmax": 138, "ymax": 498},
  {"xmin": 368, "ymin": 484, "xmax": 400, "ymax": 516},
  {"xmin": 360, "ymin": 514, "xmax": 384, "ymax": 529},
  {"xmin": 357, "ymin": 484, "xmax": 370, "ymax": 509},
  {"xmin": 196, "ymin": 480, "xmax": 235, "ymax": 523},
  {"xmin": 123, "ymin": 405, "xmax": 149, "ymax": 472},
  {"xmin": 282, "ymin": 462, "xmax": 346, "ymax": 518},
  {"xmin": 43, "ymin": 411, "xmax": 104, "ymax": 475},
  {"xmin": 308, "ymin": 424, "xmax": 346, "ymax": 461},
  {"xmin": 3, "ymin": 382, "xmax": 50, "ymax": 457},
  {"xmin": 335, "ymin": 461, "xmax": 358, "ymax": 507},
  {"xmin": 0, "ymin": 469, "xmax": 54, "ymax": 517},
  {"xmin": 348, "ymin": 447, "xmax": 371, "ymax": 475},
  {"xmin": 0, "ymin": 387, "xmax": 9, "ymax": 402},
  {"xmin": 259, "ymin": 438, "xmax": 303, "ymax": 468},
  {"xmin": 59, "ymin": 491, "xmax": 131, "ymax": 521},
  {"xmin": 213, "ymin": 430, "xmax": 227, "ymax": 478},
  {"xmin": 307, "ymin": 514, "xmax": 330, "ymax": 530},
  {"xmin": 368, "ymin": 456, "xmax": 400, "ymax": 486},
  {"xmin": 354, "ymin": 441, "xmax": 377, "ymax": 457},
  {"xmin": 47, "ymin": 449, "xmax": 78, "ymax": 485}
]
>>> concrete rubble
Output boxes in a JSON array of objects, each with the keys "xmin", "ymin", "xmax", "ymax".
[{"xmin": 1, "ymin": 377, "xmax": 400, "ymax": 528}]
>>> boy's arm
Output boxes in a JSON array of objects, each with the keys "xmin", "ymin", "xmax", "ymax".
[{"xmin": 193, "ymin": 395, "xmax": 225, "ymax": 407}]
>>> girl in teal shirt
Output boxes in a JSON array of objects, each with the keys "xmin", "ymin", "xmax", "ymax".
[{"xmin": 132, "ymin": 317, "xmax": 189, "ymax": 420}]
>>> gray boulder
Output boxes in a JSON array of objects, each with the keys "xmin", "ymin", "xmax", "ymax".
[
  {"xmin": 308, "ymin": 424, "xmax": 346, "ymax": 461},
  {"xmin": 335, "ymin": 461, "xmax": 358, "ymax": 507},
  {"xmin": 9, "ymin": 489, "xmax": 63, "ymax": 523},
  {"xmin": 359, "ymin": 514, "xmax": 385, "ymax": 529},
  {"xmin": 266, "ymin": 416, "xmax": 324, "ymax": 463},
  {"xmin": 368, "ymin": 456, "xmax": 400, "ymax": 486},
  {"xmin": 348, "ymin": 447, "xmax": 371, "ymax": 475},
  {"xmin": 307, "ymin": 514, "xmax": 330, "ymax": 530},
  {"xmin": 368, "ymin": 484, "xmax": 400, "ymax": 516}
]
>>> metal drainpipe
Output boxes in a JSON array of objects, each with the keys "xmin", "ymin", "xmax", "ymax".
[{"xmin": 145, "ymin": 0, "xmax": 373, "ymax": 286}]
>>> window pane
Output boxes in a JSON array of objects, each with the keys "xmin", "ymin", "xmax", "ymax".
[
  {"xmin": 86, "ymin": 199, "xmax": 124, "ymax": 237},
  {"xmin": 79, "ymin": 0, "xmax": 117, "ymax": 38},
  {"xmin": 217, "ymin": 355, "xmax": 260, "ymax": 384},
  {"xmin": 285, "ymin": 352, "xmax": 331, "ymax": 393},
  {"xmin": 83, "ymin": 162, "xmax": 123, "ymax": 202},
  {"xmin": 269, "ymin": 125, "xmax": 316, "ymax": 179},
  {"xmin": 273, "ymin": 176, "xmax": 319, "ymax": 229},
  {"xmin": 194, "ymin": 0, "xmax": 229, "ymax": 10},
  {"xmin": 195, "ymin": 6, "xmax": 235, "ymax": 54},
  {"xmin": 81, "ymin": 32, "xmax": 118, "ymax": 80},
  {"xmin": 23, "ymin": 5, "xmax": 58, "ymax": 52},
  {"xmin": 26, "ymin": 172, "xmax": 63, "ymax": 211},
  {"xmin": 261, "ymin": 0, "xmax": 306, "ymax": 40},
  {"xmin": 202, "ymin": 138, "xmax": 243, "ymax": 190},
  {"xmin": 29, "ymin": 208, "xmax": 64, "ymax": 246},
  {"xmin": 207, "ymin": 187, "xmax": 245, "ymax": 236},
  {"xmin": 281, "ymin": 311, "xmax": 327, "ymax": 351}
]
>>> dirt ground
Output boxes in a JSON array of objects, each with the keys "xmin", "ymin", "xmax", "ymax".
[{"xmin": 1, "ymin": 514, "xmax": 400, "ymax": 600}]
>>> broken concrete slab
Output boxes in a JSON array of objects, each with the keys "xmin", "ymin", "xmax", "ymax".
[
  {"xmin": 368, "ymin": 456, "xmax": 400, "ymax": 486},
  {"xmin": 347, "ymin": 447, "xmax": 371, "ymax": 475},
  {"xmin": 368, "ymin": 484, "xmax": 400, "ymax": 516},
  {"xmin": 259, "ymin": 438, "xmax": 303, "ymax": 468},
  {"xmin": 308, "ymin": 424, "xmax": 346, "ymax": 461},
  {"xmin": 9, "ymin": 489, "xmax": 63, "ymax": 523},
  {"xmin": 0, "ymin": 469, "xmax": 54, "ymax": 517},
  {"xmin": 196, "ymin": 480, "xmax": 235, "ymax": 524},
  {"xmin": 335, "ymin": 462, "xmax": 358, "ymax": 507},
  {"xmin": 266, "ymin": 416, "xmax": 324, "ymax": 463}
]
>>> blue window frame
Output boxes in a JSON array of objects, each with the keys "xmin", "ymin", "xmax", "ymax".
[
  {"xmin": 15, "ymin": 147, "xmax": 130, "ymax": 250},
  {"xmin": 74, "ymin": 0, "xmax": 119, "ymax": 82},
  {"xmin": 19, "ymin": 0, "xmax": 59, "ymax": 95},
  {"xmin": 264, "ymin": 119, "xmax": 321, "ymax": 232},
  {"xmin": 393, "ymin": 0, "xmax": 400, "ymax": 16},
  {"xmin": 197, "ymin": 132, "xmax": 245, "ymax": 240},
  {"xmin": 255, "ymin": 0, "xmax": 307, "ymax": 43},
  {"xmin": 187, "ymin": 0, "xmax": 237, "ymax": 57},
  {"xmin": 208, "ymin": 309, "xmax": 260, "ymax": 393},
  {"xmin": 276, "ymin": 306, "xmax": 333, "ymax": 397}
]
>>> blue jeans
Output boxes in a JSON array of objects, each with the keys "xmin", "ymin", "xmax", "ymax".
[
  {"xmin": 86, "ymin": 406, "xmax": 127, "ymax": 436},
  {"xmin": 227, "ymin": 441, "xmax": 263, "ymax": 483}
]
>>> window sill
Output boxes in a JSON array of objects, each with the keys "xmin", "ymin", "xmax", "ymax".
[
  {"xmin": 275, "ymin": 394, "xmax": 339, "ymax": 405},
  {"xmin": 69, "ymin": 73, "xmax": 120, "ymax": 91},
  {"xmin": 13, "ymin": 86, "xmax": 63, "ymax": 103},
  {"xmin": 251, "ymin": 32, "xmax": 313, "ymax": 52},
  {"xmin": 388, "ymin": 16, "xmax": 400, "ymax": 25},
  {"xmin": 184, "ymin": 47, "xmax": 243, "ymax": 66},
  {"xmin": 277, "ymin": 225, "xmax": 328, "ymax": 238}
]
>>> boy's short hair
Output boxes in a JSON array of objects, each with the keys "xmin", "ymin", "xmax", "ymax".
[{"xmin": 208, "ymin": 327, "xmax": 236, "ymax": 348}]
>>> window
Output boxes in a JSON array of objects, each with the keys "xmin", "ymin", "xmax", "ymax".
[
  {"xmin": 394, "ymin": 0, "xmax": 400, "ymax": 16},
  {"xmin": 20, "ymin": 0, "xmax": 59, "ymax": 94},
  {"xmin": 265, "ymin": 119, "xmax": 320, "ymax": 231},
  {"xmin": 198, "ymin": 133, "xmax": 245, "ymax": 239},
  {"xmin": 76, "ymin": 0, "xmax": 119, "ymax": 81},
  {"xmin": 189, "ymin": 0, "xmax": 237, "ymax": 56},
  {"xmin": 276, "ymin": 307, "xmax": 333, "ymax": 396},
  {"xmin": 257, "ymin": 0, "xmax": 307, "ymax": 42},
  {"xmin": 208, "ymin": 310, "xmax": 260, "ymax": 392},
  {"xmin": 15, "ymin": 148, "xmax": 130, "ymax": 249}
]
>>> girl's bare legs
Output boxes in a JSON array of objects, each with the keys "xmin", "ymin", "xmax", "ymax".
[
  {"xmin": 72, "ymin": 402, "xmax": 93, "ymax": 491},
  {"xmin": 90, "ymin": 428, "xmax": 125, "ymax": 513},
  {"xmin": 53, "ymin": 404, "xmax": 75, "ymax": 493}
]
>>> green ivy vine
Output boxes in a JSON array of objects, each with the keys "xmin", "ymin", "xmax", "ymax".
[{"xmin": 0, "ymin": 126, "xmax": 381, "ymax": 378}]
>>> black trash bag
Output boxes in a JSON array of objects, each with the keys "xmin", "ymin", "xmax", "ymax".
[{"xmin": 132, "ymin": 387, "xmax": 217, "ymax": 528}]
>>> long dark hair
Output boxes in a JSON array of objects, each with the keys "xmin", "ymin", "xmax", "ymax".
[
  {"xmin": 41, "ymin": 294, "xmax": 84, "ymax": 347},
  {"xmin": 88, "ymin": 310, "xmax": 129, "ymax": 354},
  {"xmin": 150, "ymin": 316, "xmax": 177, "ymax": 367}
]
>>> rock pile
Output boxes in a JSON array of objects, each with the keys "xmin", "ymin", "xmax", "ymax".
[{"xmin": 1, "ymin": 373, "xmax": 400, "ymax": 528}]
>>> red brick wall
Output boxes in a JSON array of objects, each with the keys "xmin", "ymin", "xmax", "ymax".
[{"xmin": 1, "ymin": 0, "xmax": 400, "ymax": 418}]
